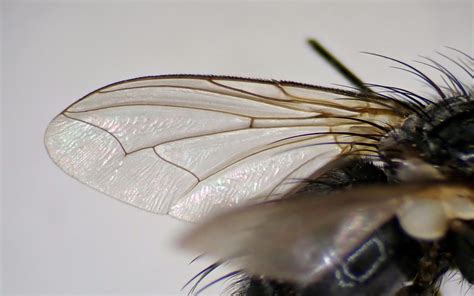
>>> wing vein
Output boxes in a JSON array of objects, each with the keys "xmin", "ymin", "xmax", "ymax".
[
  {"xmin": 62, "ymin": 113, "xmax": 128, "ymax": 155},
  {"xmin": 265, "ymin": 151, "xmax": 344, "ymax": 200},
  {"xmin": 98, "ymin": 83, "xmax": 299, "ymax": 112},
  {"xmin": 65, "ymin": 103, "xmax": 254, "ymax": 119},
  {"xmin": 152, "ymin": 149, "xmax": 200, "ymax": 182},
  {"xmin": 96, "ymin": 82, "xmax": 368, "ymax": 115}
]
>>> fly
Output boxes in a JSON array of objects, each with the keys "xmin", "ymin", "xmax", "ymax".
[{"xmin": 44, "ymin": 39, "xmax": 473, "ymax": 296}]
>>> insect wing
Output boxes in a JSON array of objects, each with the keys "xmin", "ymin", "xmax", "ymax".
[
  {"xmin": 44, "ymin": 75, "xmax": 400, "ymax": 221},
  {"xmin": 180, "ymin": 184, "xmax": 429, "ymax": 284}
]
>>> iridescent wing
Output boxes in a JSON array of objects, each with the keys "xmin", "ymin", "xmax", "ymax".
[{"xmin": 45, "ymin": 75, "xmax": 402, "ymax": 221}]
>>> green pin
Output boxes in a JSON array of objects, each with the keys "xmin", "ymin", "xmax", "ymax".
[{"xmin": 308, "ymin": 39, "xmax": 372, "ymax": 94}]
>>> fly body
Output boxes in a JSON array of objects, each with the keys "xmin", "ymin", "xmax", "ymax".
[{"xmin": 44, "ymin": 45, "xmax": 473, "ymax": 295}]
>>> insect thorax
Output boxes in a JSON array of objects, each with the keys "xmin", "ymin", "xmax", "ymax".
[{"xmin": 380, "ymin": 94, "xmax": 474, "ymax": 182}]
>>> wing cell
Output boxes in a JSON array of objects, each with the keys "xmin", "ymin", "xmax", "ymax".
[
  {"xmin": 45, "ymin": 115, "xmax": 198, "ymax": 212},
  {"xmin": 65, "ymin": 105, "xmax": 250, "ymax": 152}
]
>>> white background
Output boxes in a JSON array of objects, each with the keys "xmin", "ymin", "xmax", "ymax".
[{"xmin": 2, "ymin": 1, "xmax": 473, "ymax": 295}]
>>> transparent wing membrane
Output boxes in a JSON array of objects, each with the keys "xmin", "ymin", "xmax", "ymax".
[{"xmin": 45, "ymin": 75, "xmax": 401, "ymax": 221}]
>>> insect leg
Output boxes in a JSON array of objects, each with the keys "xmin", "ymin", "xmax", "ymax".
[
  {"xmin": 396, "ymin": 243, "xmax": 450, "ymax": 296},
  {"xmin": 448, "ymin": 220, "xmax": 474, "ymax": 283}
]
